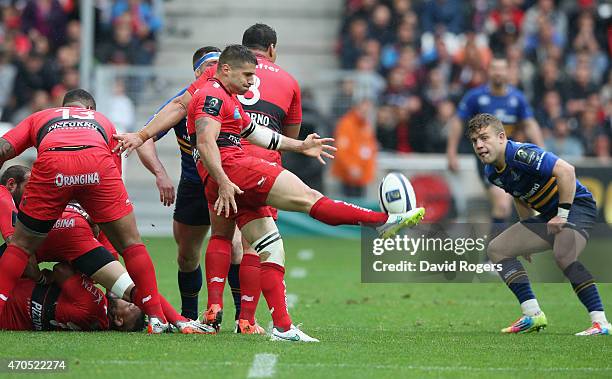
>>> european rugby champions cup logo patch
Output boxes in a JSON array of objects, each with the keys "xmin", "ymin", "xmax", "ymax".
[
  {"xmin": 204, "ymin": 96, "xmax": 223, "ymax": 116},
  {"xmin": 233, "ymin": 106, "xmax": 241, "ymax": 120}
]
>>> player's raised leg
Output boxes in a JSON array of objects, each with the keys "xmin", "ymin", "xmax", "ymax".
[
  {"xmin": 241, "ymin": 217, "xmax": 318, "ymax": 342},
  {"xmin": 552, "ymin": 227, "xmax": 610, "ymax": 336},
  {"xmin": 265, "ymin": 170, "xmax": 424, "ymax": 236},
  {"xmin": 487, "ymin": 222, "xmax": 550, "ymax": 333}
]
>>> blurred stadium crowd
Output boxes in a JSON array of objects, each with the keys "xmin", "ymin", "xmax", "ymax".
[
  {"xmin": 0, "ymin": 1, "xmax": 610, "ymax": 199},
  {"xmin": 333, "ymin": 0, "xmax": 611, "ymax": 159},
  {"xmin": 0, "ymin": 0, "xmax": 162, "ymax": 127}
]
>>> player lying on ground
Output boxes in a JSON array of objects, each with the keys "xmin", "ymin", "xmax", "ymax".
[
  {"xmin": 0, "ymin": 166, "xmax": 213, "ymax": 333},
  {"xmin": 0, "ymin": 261, "xmax": 211, "ymax": 333},
  {"xmin": 115, "ymin": 45, "xmax": 425, "ymax": 341},
  {"xmin": 0, "ymin": 262, "xmax": 144, "ymax": 332},
  {"xmin": 469, "ymin": 113, "xmax": 610, "ymax": 336},
  {"xmin": 0, "ymin": 89, "xmax": 172, "ymax": 333}
]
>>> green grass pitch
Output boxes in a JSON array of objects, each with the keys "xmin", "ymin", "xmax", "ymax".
[{"xmin": 2, "ymin": 237, "xmax": 611, "ymax": 378}]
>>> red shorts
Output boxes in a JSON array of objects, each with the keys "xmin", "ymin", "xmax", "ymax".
[
  {"xmin": 242, "ymin": 144, "xmax": 282, "ymax": 220},
  {"xmin": 20, "ymin": 148, "xmax": 133, "ymax": 230},
  {"xmin": 36, "ymin": 213, "xmax": 102, "ymax": 263},
  {"xmin": 203, "ymin": 152, "xmax": 284, "ymax": 228}
]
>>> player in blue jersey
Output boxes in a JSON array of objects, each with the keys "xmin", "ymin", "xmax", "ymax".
[
  {"xmin": 447, "ymin": 58, "xmax": 544, "ymax": 238},
  {"xmin": 136, "ymin": 46, "xmax": 244, "ymax": 321},
  {"xmin": 468, "ymin": 113, "xmax": 610, "ymax": 336}
]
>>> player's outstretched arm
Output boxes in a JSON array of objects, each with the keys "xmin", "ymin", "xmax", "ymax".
[
  {"xmin": 241, "ymin": 122, "xmax": 336, "ymax": 164},
  {"xmin": 0, "ymin": 138, "xmax": 16, "ymax": 170},
  {"xmin": 284, "ymin": 133, "xmax": 336, "ymax": 165},
  {"xmin": 136, "ymin": 139, "xmax": 175, "ymax": 206},
  {"xmin": 195, "ymin": 117, "xmax": 243, "ymax": 217},
  {"xmin": 113, "ymin": 92, "xmax": 192, "ymax": 156},
  {"xmin": 446, "ymin": 116, "xmax": 463, "ymax": 172}
]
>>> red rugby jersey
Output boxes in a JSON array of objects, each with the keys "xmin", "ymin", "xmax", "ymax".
[
  {"xmin": 187, "ymin": 57, "xmax": 301, "ymax": 132},
  {"xmin": 187, "ymin": 77, "xmax": 251, "ymax": 181},
  {"xmin": 0, "ymin": 275, "xmax": 109, "ymax": 331},
  {"xmin": 2, "ymin": 107, "xmax": 119, "ymax": 158},
  {"xmin": 0, "ymin": 185, "xmax": 17, "ymax": 240}
]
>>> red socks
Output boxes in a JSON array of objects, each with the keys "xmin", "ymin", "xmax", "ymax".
[
  {"xmin": 239, "ymin": 253, "xmax": 261, "ymax": 324},
  {"xmin": 309, "ymin": 196, "xmax": 387, "ymax": 226},
  {"xmin": 122, "ymin": 243, "xmax": 165, "ymax": 322},
  {"xmin": 159, "ymin": 295, "xmax": 188, "ymax": 324},
  {"xmin": 0, "ymin": 245, "xmax": 30, "ymax": 315},
  {"xmin": 205, "ymin": 235, "xmax": 231, "ymax": 308},
  {"xmin": 260, "ymin": 262, "xmax": 291, "ymax": 331}
]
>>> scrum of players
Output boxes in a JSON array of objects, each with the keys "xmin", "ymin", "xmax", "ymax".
[{"xmin": 0, "ymin": 23, "xmax": 424, "ymax": 340}]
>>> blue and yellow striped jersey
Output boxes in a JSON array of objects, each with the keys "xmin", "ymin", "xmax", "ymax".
[
  {"xmin": 485, "ymin": 141, "xmax": 592, "ymax": 214},
  {"xmin": 457, "ymin": 85, "xmax": 533, "ymax": 137}
]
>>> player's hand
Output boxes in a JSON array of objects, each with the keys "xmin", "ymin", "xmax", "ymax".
[
  {"xmin": 156, "ymin": 173, "xmax": 175, "ymax": 206},
  {"xmin": 300, "ymin": 133, "xmax": 337, "ymax": 165},
  {"xmin": 214, "ymin": 179, "xmax": 243, "ymax": 218},
  {"xmin": 112, "ymin": 133, "xmax": 145, "ymax": 156},
  {"xmin": 547, "ymin": 216, "xmax": 566, "ymax": 235},
  {"xmin": 447, "ymin": 152, "xmax": 459, "ymax": 172}
]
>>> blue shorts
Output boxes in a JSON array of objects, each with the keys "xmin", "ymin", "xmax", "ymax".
[
  {"xmin": 173, "ymin": 178, "xmax": 210, "ymax": 226},
  {"xmin": 520, "ymin": 196, "xmax": 597, "ymax": 245}
]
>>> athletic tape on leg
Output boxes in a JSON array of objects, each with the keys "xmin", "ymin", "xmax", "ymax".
[
  {"xmin": 252, "ymin": 230, "xmax": 284, "ymax": 267},
  {"xmin": 111, "ymin": 272, "xmax": 134, "ymax": 298}
]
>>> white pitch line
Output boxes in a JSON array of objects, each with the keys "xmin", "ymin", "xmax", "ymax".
[
  {"xmin": 289, "ymin": 267, "xmax": 307, "ymax": 279},
  {"xmin": 286, "ymin": 293, "xmax": 298, "ymax": 309},
  {"xmin": 297, "ymin": 249, "xmax": 314, "ymax": 261},
  {"xmin": 247, "ymin": 353, "xmax": 278, "ymax": 378}
]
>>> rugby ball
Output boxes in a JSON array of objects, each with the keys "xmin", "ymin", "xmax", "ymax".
[{"xmin": 379, "ymin": 172, "xmax": 417, "ymax": 214}]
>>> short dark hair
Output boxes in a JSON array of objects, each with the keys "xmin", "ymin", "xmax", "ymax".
[
  {"xmin": 218, "ymin": 44, "xmax": 257, "ymax": 69},
  {"xmin": 130, "ymin": 313, "xmax": 146, "ymax": 332},
  {"xmin": 467, "ymin": 113, "xmax": 504, "ymax": 137},
  {"xmin": 62, "ymin": 89, "xmax": 96, "ymax": 110},
  {"xmin": 192, "ymin": 46, "xmax": 221, "ymax": 67},
  {"xmin": 242, "ymin": 23, "xmax": 277, "ymax": 51},
  {"xmin": 0, "ymin": 165, "xmax": 30, "ymax": 186}
]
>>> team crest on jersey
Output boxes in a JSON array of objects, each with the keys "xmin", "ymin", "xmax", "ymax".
[
  {"xmin": 233, "ymin": 106, "xmax": 241, "ymax": 120},
  {"xmin": 514, "ymin": 146, "xmax": 538, "ymax": 165},
  {"xmin": 204, "ymin": 96, "xmax": 223, "ymax": 116},
  {"xmin": 509, "ymin": 97, "xmax": 518, "ymax": 107}
]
